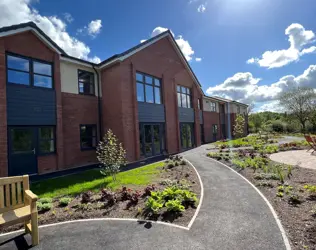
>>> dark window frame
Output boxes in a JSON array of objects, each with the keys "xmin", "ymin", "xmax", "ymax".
[
  {"xmin": 136, "ymin": 72, "xmax": 162, "ymax": 104},
  {"xmin": 80, "ymin": 124, "xmax": 97, "ymax": 150},
  {"xmin": 177, "ymin": 85, "xmax": 192, "ymax": 108},
  {"xmin": 78, "ymin": 69, "xmax": 95, "ymax": 96},
  {"xmin": 38, "ymin": 126, "xmax": 56, "ymax": 155},
  {"xmin": 6, "ymin": 52, "xmax": 54, "ymax": 90}
]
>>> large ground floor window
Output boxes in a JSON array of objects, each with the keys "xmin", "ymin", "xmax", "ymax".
[
  {"xmin": 139, "ymin": 123, "xmax": 165, "ymax": 157},
  {"xmin": 8, "ymin": 126, "xmax": 56, "ymax": 176},
  {"xmin": 180, "ymin": 123, "xmax": 194, "ymax": 150}
]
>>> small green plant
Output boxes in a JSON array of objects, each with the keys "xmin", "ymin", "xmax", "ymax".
[
  {"xmin": 304, "ymin": 185, "xmax": 316, "ymax": 193},
  {"xmin": 37, "ymin": 202, "xmax": 52, "ymax": 212},
  {"xmin": 165, "ymin": 199, "xmax": 185, "ymax": 212},
  {"xmin": 207, "ymin": 152, "xmax": 222, "ymax": 160},
  {"xmin": 253, "ymin": 173, "xmax": 279, "ymax": 180},
  {"xmin": 59, "ymin": 197, "xmax": 72, "ymax": 207},
  {"xmin": 256, "ymin": 181, "xmax": 274, "ymax": 188},
  {"xmin": 146, "ymin": 197, "xmax": 164, "ymax": 214},
  {"xmin": 276, "ymin": 191, "xmax": 284, "ymax": 197},
  {"xmin": 287, "ymin": 165, "xmax": 293, "ymax": 178},
  {"xmin": 38, "ymin": 197, "xmax": 53, "ymax": 204},
  {"xmin": 231, "ymin": 159, "xmax": 246, "ymax": 169},
  {"xmin": 288, "ymin": 193, "xmax": 301, "ymax": 205}
]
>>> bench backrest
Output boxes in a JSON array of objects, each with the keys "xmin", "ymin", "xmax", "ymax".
[{"xmin": 0, "ymin": 175, "xmax": 29, "ymax": 213}]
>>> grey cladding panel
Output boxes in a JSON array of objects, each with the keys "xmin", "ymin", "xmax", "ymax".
[
  {"xmin": 199, "ymin": 110, "xmax": 203, "ymax": 124},
  {"xmin": 7, "ymin": 84, "xmax": 56, "ymax": 125},
  {"xmin": 138, "ymin": 102, "xmax": 165, "ymax": 122},
  {"xmin": 178, "ymin": 107, "xmax": 194, "ymax": 123}
]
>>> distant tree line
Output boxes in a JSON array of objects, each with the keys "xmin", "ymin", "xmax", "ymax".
[{"xmin": 249, "ymin": 87, "xmax": 316, "ymax": 134}]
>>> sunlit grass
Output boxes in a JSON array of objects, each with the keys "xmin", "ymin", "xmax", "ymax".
[{"xmin": 31, "ymin": 161, "xmax": 165, "ymax": 198}]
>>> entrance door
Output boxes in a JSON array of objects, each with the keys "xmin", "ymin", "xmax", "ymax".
[
  {"xmin": 141, "ymin": 124, "xmax": 164, "ymax": 157},
  {"xmin": 180, "ymin": 123, "xmax": 194, "ymax": 150},
  {"xmin": 212, "ymin": 124, "xmax": 218, "ymax": 142},
  {"xmin": 8, "ymin": 127, "xmax": 37, "ymax": 176}
]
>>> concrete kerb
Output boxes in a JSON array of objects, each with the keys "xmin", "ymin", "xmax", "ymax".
[{"xmin": 0, "ymin": 158, "xmax": 204, "ymax": 237}]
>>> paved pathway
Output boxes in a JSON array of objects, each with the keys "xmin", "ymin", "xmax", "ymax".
[
  {"xmin": 270, "ymin": 150, "xmax": 316, "ymax": 170},
  {"xmin": 0, "ymin": 146, "xmax": 287, "ymax": 250}
]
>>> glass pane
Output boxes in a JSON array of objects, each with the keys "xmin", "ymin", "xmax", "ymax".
[
  {"xmin": 7, "ymin": 55, "xmax": 29, "ymax": 71},
  {"xmin": 144, "ymin": 125, "xmax": 152, "ymax": 155},
  {"xmin": 181, "ymin": 86, "xmax": 186, "ymax": 94},
  {"xmin": 187, "ymin": 95, "xmax": 191, "ymax": 108},
  {"xmin": 181, "ymin": 93, "xmax": 187, "ymax": 108},
  {"xmin": 79, "ymin": 82, "xmax": 84, "ymax": 93},
  {"xmin": 181, "ymin": 125, "xmax": 188, "ymax": 149},
  {"xmin": 137, "ymin": 82, "xmax": 144, "ymax": 102},
  {"xmin": 40, "ymin": 127, "xmax": 54, "ymax": 139},
  {"xmin": 81, "ymin": 137, "xmax": 93, "ymax": 148},
  {"xmin": 34, "ymin": 75, "xmax": 52, "ymax": 88},
  {"xmin": 8, "ymin": 70, "xmax": 30, "ymax": 85},
  {"xmin": 154, "ymin": 87, "xmax": 161, "ymax": 104},
  {"xmin": 154, "ymin": 78, "xmax": 160, "ymax": 86},
  {"xmin": 177, "ymin": 93, "xmax": 182, "ymax": 107},
  {"xmin": 177, "ymin": 85, "xmax": 181, "ymax": 92},
  {"xmin": 153, "ymin": 125, "xmax": 160, "ymax": 155},
  {"xmin": 78, "ymin": 70, "xmax": 94, "ymax": 84},
  {"xmin": 40, "ymin": 140, "xmax": 54, "ymax": 153},
  {"xmin": 187, "ymin": 88, "xmax": 191, "ymax": 95},
  {"xmin": 11, "ymin": 128, "xmax": 32, "ymax": 153},
  {"xmin": 136, "ymin": 73, "xmax": 143, "ymax": 82},
  {"xmin": 145, "ymin": 76, "xmax": 152, "ymax": 84},
  {"xmin": 187, "ymin": 125, "xmax": 192, "ymax": 148},
  {"xmin": 198, "ymin": 99, "xmax": 200, "ymax": 109},
  {"xmin": 33, "ymin": 62, "xmax": 52, "ymax": 76},
  {"xmin": 145, "ymin": 85, "xmax": 154, "ymax": 103}
]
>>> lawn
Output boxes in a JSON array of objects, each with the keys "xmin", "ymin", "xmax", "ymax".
[{"xmin": 31, "ymin": 161, "xmax": 164, "ymax": 198}]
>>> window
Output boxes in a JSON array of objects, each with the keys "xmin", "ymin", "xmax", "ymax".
[
  {"xmin": 39, "ymin": 127, "xmax": 55, "ymax": 154},
  {"xmin": 177, "ymin": 85, "xmax": 192, "ymax": 108},
  {"xmin": 80, "ymin": 125, "xmax": 97, "ymax": 149},
  {"xmin": 136, "ymin": 72, "xmax": 161, "ymax": 104},
  {"xmin": 7, "ymin": 54, "xmax": 53, "ymax": 88},
  {"xmin": 198, "ymin": 99, "xmax": 201, "ymax": 109},
  {"xmin": 212, "ymin": 124, "xmax": 218, "ymax": 134},
  {"xmin": 209, "ymin": 102, "xmax": 216, "ymax": 112},
  {"xmin": 78, "ymin": 70, "xmax": 94, "ymax": 95}
]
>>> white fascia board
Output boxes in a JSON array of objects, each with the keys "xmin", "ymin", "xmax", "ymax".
[
  {"xmin": 0, "ymin": 27, "xmax": 62, "ymax": 54},
  {"xmin": 60, "ymin": 56, "xmax": 94, "ymax": 68}
]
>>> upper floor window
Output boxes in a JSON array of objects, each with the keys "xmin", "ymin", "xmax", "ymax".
[
  {"xmin": 78, "ymin": 70, "xmax": 94, "ymax": 95},
  {"xmin": 177, "ymin": 85, "xmax": 192, "ymax": 108},
  {"xmin": 136, "ymin": 72, "xmax": 161, "ymax": 104},
  {"xmin": 198, "ymin": 99, "xmax": 201, "ymax": 109},
  {"xmin": 7, "ymin": 54, "xmax": 53, "ymax": 89},
  {"xmin": 209, "ymin": 102, "xmax": 216, "ymax": 112}
]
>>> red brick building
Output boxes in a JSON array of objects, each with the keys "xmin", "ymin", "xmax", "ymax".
[{"xmin": 0, "ymin": 22, "xmax": 248, "ymax": 177}]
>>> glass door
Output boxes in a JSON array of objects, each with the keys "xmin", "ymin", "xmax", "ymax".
[
  {"xmin": 153, "ymin": 125, "xmax": 161, "ymax": 156},
  {"xmin": 144, "ymin": 125, "xmax": 153, "ymax": 156},
  {"xmin": 180, "ymin": 123, "xmax": 194, "ymax": 150},
  {"xmin": 140, "ymin": 123, "xmax": 164, "ymax": 157}
]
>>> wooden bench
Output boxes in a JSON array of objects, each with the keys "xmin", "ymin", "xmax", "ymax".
[{"xmin": 0, "ymin": 175, "xmax": 39, "ymax": 246}]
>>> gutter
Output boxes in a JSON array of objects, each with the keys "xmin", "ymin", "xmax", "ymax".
[{"xmin": 92, "ymin": 65, "xmax": 103, "ymax": 140}]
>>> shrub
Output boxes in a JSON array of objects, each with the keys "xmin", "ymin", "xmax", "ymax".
[
  {"xmin": 39, "ymin": 198, "xmax": 52, "ymax": 204},
  {"xmin": 233, "ymin": 114, "xmax": 246, "ymax": 138},
  {"xmin": 100, "ymin": 189, "xmax": 117, "ymax": 206},
  {"xmin": 59, "ymin": 197, "xmax": 72, "ymax": 207},
  {"xmin": 146, "ymin": 197, "xmax": 164, "ymax": 214},
  {"xmin": 144, "ymin": 184, "xmax": 156, "ymax": 196},
  {"xmin": 37, "ymin": 202, "xmax": 52, "ymax": 212},
  {"xmin": 288, "ymin": 194, "xmax": 301, "ymax": 205},
  {"xmin": 271, "ymin": 120, "xmax": 285, "ymax": 133},
  {"xmin": 81, "ymin": 191, "xmax": 92, "ymax": 203},
  {"xmin": 97, "ymin": 129, "xmax": 127, "ymax": 182},
  {"xmin": 207, "ymin": 152, "xmax": 222, "ymax": 160},
  {"xmin": 165, "ymin": 199, "xmax": 185, "ymax": 212},
  {"xmin": 260, "ymin": 145, "xmax": 279, "ymax": 154}
]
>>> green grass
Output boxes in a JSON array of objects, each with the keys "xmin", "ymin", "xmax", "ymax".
[{"xmin": 31, "ymin": 161, "xmax": 165, "ymax": 198}]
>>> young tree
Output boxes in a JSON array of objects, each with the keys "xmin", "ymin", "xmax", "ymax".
[
  {"xmin": 279, "ymin": 87, "xmax": 316, "ymax": 132},
  {"xmin": 233, "ymin": 114, "xmax": 245, "ymax": 138},
  {"xmin": 97, "ymin": 129, "xmax": 127, "ymax": 181}
]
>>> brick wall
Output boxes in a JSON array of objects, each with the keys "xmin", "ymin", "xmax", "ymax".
[
  {"xmin": 37, "ymin": 155, "xmax": 58, "ymax": 174},
  {"xmin": 203, "ymin": 111, "xmax": 220, "ymax": 143},
  {"xmin": 62, "ymin": 92, "xmax": 99, "ymax": 168}
]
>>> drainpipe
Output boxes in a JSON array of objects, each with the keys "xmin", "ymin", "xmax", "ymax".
[{"xmin": 93, "ymin": 65, "xmax": 103, "ymax": 140}]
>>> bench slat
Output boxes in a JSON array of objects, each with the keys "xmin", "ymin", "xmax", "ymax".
[
  {"xmin": 5, "ymin": 184, "xmax": 10, "ymax": 207},
  {"xmin": 17, "ymin": 182, "xmax": 22, "ymax": 204},
  {"xmin": 11, "ymin": 183, "xmax": 16, "ymax": 206},
  {"xmin": 0, "ymin": 205, "xmax": 31, "ymax": 227},
  {"xmin": 0, "ymin": 186, "xmax": 4, "ymax": 208},
  {"xmin": 0, "ymin": 177, "xmax": 24, "ymax": 186}
]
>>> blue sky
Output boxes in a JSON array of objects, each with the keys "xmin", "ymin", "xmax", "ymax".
[{"xmin": 1, "ymin": 0, "xmax": 316, "ymax": 112}]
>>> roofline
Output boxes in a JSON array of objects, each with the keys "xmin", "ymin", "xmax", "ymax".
[{"xmin": 0, "ymin": 22, "xmax": 66, "ymax": 55}]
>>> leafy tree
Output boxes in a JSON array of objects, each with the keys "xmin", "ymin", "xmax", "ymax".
[
  {"xmin": 233, "ymin": 114, "xmax": 245, "ymax": 138},
  {"xmin": 97, "ymin": 129, "xmax": 127, "ymax": 181},
  {"xmin": 279, "ymin": 87, "xmax": 316, "ymax": 132}
]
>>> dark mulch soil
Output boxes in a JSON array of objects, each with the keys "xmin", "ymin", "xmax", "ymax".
[
  {"xmin": 1, "ymin": 163, "xmax": 200, "ymax": 234},
  {"xmin": 217, "ymin": 157, "xmax": 316, "ymax": 250}
]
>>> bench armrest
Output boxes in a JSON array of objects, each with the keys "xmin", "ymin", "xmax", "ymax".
[{"xmin": 25, "ymin": 190, "xmax": 38, "ymax": 202}]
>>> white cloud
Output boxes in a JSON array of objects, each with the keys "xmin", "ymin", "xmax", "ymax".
[
  {"xmin": 195, "ymin": 57, "xmax": 202, "ymax": 62},
  {"xmin": 247, "ymin": 23, "xmax": 316, "ymax": 68},
  {"xmin": 0, "ymin": 0, "xmax": 100, "ymax": 63},
  {"xmin": 197, "ymin": 4, "xmax": 206, "ymax": 13},
  {"xmin": 141, "ymin": 26, "xmax": 198, "ymax": 61},
  {"xmin": 87, "ymin": 19, "xmax": 102, "ymax": 36},
  {"xmin": 63, "ymin": 13, "xmax": 73, "ymax": 23},
  {"xmin": 206, "ymin": 65, "xmax": 316, "ymax": 108}
]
